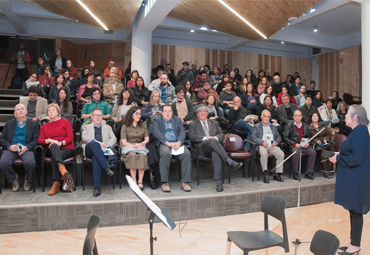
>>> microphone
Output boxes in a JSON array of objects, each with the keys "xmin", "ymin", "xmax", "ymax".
[{"xmin": 317, "ymin": 118, "xmax": 339, "ymax": 125}]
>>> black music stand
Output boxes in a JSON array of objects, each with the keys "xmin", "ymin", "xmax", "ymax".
[{"xmin": 126, "ymin": 175, "xmax": 176, "ymax": 255}]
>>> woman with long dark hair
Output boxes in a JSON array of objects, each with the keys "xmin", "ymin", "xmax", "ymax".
[
  {"xmin": 49, "ymin": 73, "xmax": 70, "ymax": 104},
  {"xmin": 38, "ymin": 65, "xmax": 53, "ymax": 95},
  {"xmin": 79, "ymin": 66, "xmax": 92, "ymax": 86},
  {"xmin": 22, "ymin": 72, "xmax": 46, "ymax": 97},
  {"xmin": 130, "ymin": 76, "xmax": 150, "ymax": 107},
  {"xmin": 112, "ymin": 88, "xmax": 136, "ymax": 123},
  {"xmin": 260, "ymin": 85, "xmax": 277, "ymax": 107},
  {"xmin": 241, "ymin": 83, "xmax": 260, "ymax": 111},
  {"xmin": 36, "ymin": 57, "xmax": 52, "ymax": 76},
  {"xmin": 205, "ymin": 94, "xmax": 219, "ymax": 120},
  {"xmin": 244, "ymin": 69, "xmax": 257, "ymax": 88},
  {"xmin": 54, "ymin": 87, "xmax": 73, "ymax": 125},
  {"xmin": 216, "ymin": 73, "xmax": 229, "ymax": 94},
  {"xmin": 312, "ymin": 90, "xmax": 324, "ymax": 108},
  {"xmin": 65, "ymin": 59, "xmax": 78, "ymax": 80},
  {"xmin": 76, "ymin": 72, "xmax": 100, "ymax": 111},
  {"xmin": 256, "ymin": 95, "xmax": 278, "ymax": 123}
]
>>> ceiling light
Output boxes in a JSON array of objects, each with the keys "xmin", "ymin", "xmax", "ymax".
[
  {"xmin": 287, "ymin": 22, "xmax": 291, "ymax": 26},
  {"xmin": 200, "ymin": 27, "xmax": 208, "ymax": 31},
  {"xmin": 309, "ymin": 8, "xmax": 316, "ymax": 13},
  {"xmin": 190, "ymin": 30, "xmax": 194, "ymax": 33},
  {"xmin": 76, "ymin": 0, "xmax": 108, "ymax": 30},
  {"xmin": 282, "ymin": 27, "xmax": 284, "ymax": 30},
  {"xmin": 302, "ymin": 13, "xmax": 306, "ymax": 16},
  {"xmin": 217, "ymin": 0, "xmax": 267, "ymax": 39},
  {"xmin": 281, "ymin": 42, "xmax": 284, "ymax": 44},
  {"xmin": 212, "ymin": 30, "xmax": 218, "ymax": 32},
  {"xmin": 313, "ymin": 25, "xmax": 318, "ymax": 32},
  {"xmin": 76, "ymin": 20, "xmax": 79, "ymax": 22}
]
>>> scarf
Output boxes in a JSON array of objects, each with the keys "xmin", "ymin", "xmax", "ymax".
[{"xmin": 25, "ymin": 79, "xmax": 40, "ymax": 89}]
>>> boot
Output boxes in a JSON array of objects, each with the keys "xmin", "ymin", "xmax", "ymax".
[
  {"xmin": 59, "ymin": 165, "xmax": 68, "ymax": 177},
  {"xmin": 48, "ymin": 181, "xmax": 60, "ymax": 196}
]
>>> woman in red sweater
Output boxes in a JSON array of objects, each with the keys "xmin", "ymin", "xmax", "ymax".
[
  {"xmin": 38, "ymin": 65, "xmax": 54, "ymax": 96},
  {"xmin": 38, "ymin": 103, "xmax": 75, "ymax": 195},
  {"xmin": 65, "ymin": 59, "xmax": 79, "ymax": 80},
  {"xmin": 277, "ymin": 86, "xmax": 297, "ymax": 107}
]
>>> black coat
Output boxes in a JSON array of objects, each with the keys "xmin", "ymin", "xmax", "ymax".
[
  {"xmin": 130, "ymin": 86, "xmax": 150, "ymax": 106},
  {"xmin": 283, "ymin": 121, "xmax": 311, "ymax": 147}
]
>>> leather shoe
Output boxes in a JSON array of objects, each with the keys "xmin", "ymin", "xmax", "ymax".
[
  {"xmin": 338, "ymin": 249, "xmax": 361, "ymax": 255},
  {"xmin": 293, "ymin": 173, "xmax": 299, "ymax": 180},
  {"xmin": 12, "ymin": 173, "xmax": 19, "ymax": 192},
  {"xmin": 273, "ymin": 175, "xmax": 284, "ymax": 182},
  {"xmin": 263, "ymin": 176, "xmax": 269, "ymax": 183},
  {"xmin": 231, "ymin": 160, "xmax": 243, "ymax": 171},
  {"xmin": 181, "ymin": 183, "xmax": 191, "ymax": 192},
  {"xmin": 161, "ymin": 183, "xmax": 171, "ymax": 192},
  {"xmin": 138, "ymin": 182, "xmax": 144, "ymax": 191},
  {"xmin": 104, "ymin": 167, "xmax": 114, "ymax": 178},
  {"xmin": 93, "ymin": 188, "xmax": 101, "ymax": 197},
  {"xmin": 216, "ymin": 181, "xmax": 224, "ymax": 192},
  {"xmin": 305, "ymin": 172, "xmax": 314, "ymax": 180}
]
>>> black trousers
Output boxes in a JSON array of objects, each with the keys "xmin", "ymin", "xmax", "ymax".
[
  {"xmin": 201, "ymin": 139, "xmax": 229, "ymax": 181},
  {"xmin": 16, "ymin": 68, "xmax": 28, "ymax": 83},
  {"xmin": 350, "ymin": 210, "xmax": 363, "ymax": 247},
  {"xmin": 46, "ymin": 144, "xmax": 74, "ymax": 181}
]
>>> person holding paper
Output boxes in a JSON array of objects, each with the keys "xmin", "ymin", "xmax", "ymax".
[
  {"xmin": 121, "ymin": 106, "xmax": 150, "ymax": 191},
  {"xmin": 283, "ymin": 109, "xmax": 316, "ymax": 180},
  {"xmin": 81, "ymin": 108, "xmax": 116, "ymax": 197},
  {"xmin": 152, "ymin": 104, "xmax": 192, "ymax": 193},
  {"xmin": 188, "ymin": 105, "xmax": 243, "ymax": 192},
  {"xmin": 251, "ymin": 109, "xmax": 284, "ymax": 183}
]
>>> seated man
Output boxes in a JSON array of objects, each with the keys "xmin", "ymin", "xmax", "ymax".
[
  {"xmin": 299, "ymin": 95, "xmax": 317, "ymax": 124},
  {"xmin": 81, "ymin": 108, "xmax": 116, "ymax": 197},
  {"xmin": 171, "ymin": 85, "xmax": 194, "ymax": 128},
  {"xmin": 176, "ymin": 61, "xmax": 194, "ymax": 86},
  {"xmin": 153, "ymin": 73, "xmax": 177, "ymax": 104},
  {"xmin": 148, "ymin": 69, "xmax": 172, "ymax": 92},
  {"xmin": 193, "ymin": 71, "xmax": 209, "ymax": 92},
  {"xmin": 188, "ymin": 105, "xmax": 243, "ymax": 192},
  {"xmin": 81, "ymin": 87, "xmax": 111, "ymax": 124},
  {"xmin": 153, "ymin": 104, "xmax": 192, "ymax": 193},
  {"xmin": 283, "ymin": 109, "xmax": 316, "ymax": 180},
  {"xmin": 103, "ymin": 58, "xmax": 123, "ymax": 80},
  {"xmin": 276, "ymin": 93, "xmax": 297, "ymax": 131},
  {"xmin": 102, "ymin": 71, "xmax": 124, "ymax": 109},
  {"xmin": 20, "ymin": 86, "xmax": 48, "ymax": 122},
  {"xmin": 295, "ymin": 85, "xmax": 307, "ymax": 108},
  {"xmin": 226, "ymin": 96, "xmax": 253, "ymax": 151},
  {"xmin": 251, "ymin": 109, "xmax": 284, "ymax": 183},
  {"xmin": 197, "ymin": 80, "xmax": 219, "ymax": 104},
  {"xmin": 306, "ymin": 81, "xmax": 317, "ymax": 98},
  {"xmin": 0, "ymin": 104, "xmax": 39, "ymax": 191}
]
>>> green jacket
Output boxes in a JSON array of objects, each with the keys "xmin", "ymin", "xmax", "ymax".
[{"xmin": 81, "ymin": 100, "xmax": 111, "ymax": 122}]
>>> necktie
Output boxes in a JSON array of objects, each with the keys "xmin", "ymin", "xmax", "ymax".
[{"xmin": 203, "ymin": 121, "xmax": 209, "ymax": 136}]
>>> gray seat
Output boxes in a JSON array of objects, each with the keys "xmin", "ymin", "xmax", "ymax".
[
  {"xmin": 310, "ymin": 230, "xmax": 340, "ymax": 255},
  {"xmin": 226, "ymin": 196, "xmax": 289, "ymax": 255},
  {"xmin": 83, "ymin": 215, "xmax": 100, "ymax": 255}
]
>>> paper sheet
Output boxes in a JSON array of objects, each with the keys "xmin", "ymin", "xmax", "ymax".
[{"xmin": 171, "ymin": 145, "xmax": 184, "ymax": 156}]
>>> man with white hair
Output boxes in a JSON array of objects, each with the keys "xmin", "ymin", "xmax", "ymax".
[{"xmin": 251, "ymin": 109, "xmax": 285, "ymax": 183}]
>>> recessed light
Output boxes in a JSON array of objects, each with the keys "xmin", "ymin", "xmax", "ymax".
[
  {"xmin": 309, "ymin": 8, "xmax": 316, "ymax": 13},
  {"xmin": 313, "ymin": 25, "xmax": 318, "ymax": 32},
  {"xmin": 212, "ymin": 30, "xmax": 217, "ymax": 32},
  {"xmin": 190, "ymin": 30, "xmax": 194, "ymax": 33},
  {"xmin": 282, "ymin": 27, "xmax": 284, "ymax": 30},
  {"xmin": 287, "ymin": 22, "xmax": 291, "ymax": 26},
  {"xmin": 281, "ymin": 42, "xmax": 285, "ymax": 44},
  {"xmin": 200, "ymin": 27, "xmax": 208, "ymax": 31},
  {"xmin": 76, "ymin": 0, "xmax": 108, "ymax": 30},
  {"xmin": 76, "ymin": 20, "xmax": 79, "ymax": 22},
  {"xmin": 302, "ymin": 13, "xmax": 306, "ymax": 16}
]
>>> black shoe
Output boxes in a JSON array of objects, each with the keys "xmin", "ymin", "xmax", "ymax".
[
  {"xmin": 104, "ymin": 167, "xmax": 114, "ymax": 178},
  {"xmin": 305, "ymin": 172, "xmax": 314, "ymax": 180},
  {"xmin": 263, "ymin": 176, "xmax": 269, "ymax": 183},
  {"xmin": 293, "ymin": 173, "xmax": 299, "ymax": 180},
  {"xmin": 339, "ymin": 246, "xmax": 348, "ymax": 251},
  {"xmin": 93, "ymin": 188, "xmax": 101, "ymax": 197},
  {"xmin": 138, "ymin": 182, "xmax": 144, "ymax": 191},
  {"xmin": 230, "ymin": 161, "xmax": 243, "ymax": 171},
  {"xmin": 216, "ymin": 181, "xmax": 224, "ymax": 192},
  {"xmin": 338, "ymin": 249, "xmax": 361, "ymax": 255},
  {"xmin": 273, "ymin": 175, "xmax": 284, "ymax": 182}
]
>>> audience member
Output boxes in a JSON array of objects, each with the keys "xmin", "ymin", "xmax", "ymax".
[
  {"xmin": 244, "ymin": 69, "xmax": 257, "ymax": 88},
  {"xmin": 260, "ymin": 85, "xmax": 277, "ymax": 107},
  {"xmin": 306, "ymin": 81, "xmax": 317, "ymax": 98},
  {"xmin": 81, "ymin": 87, "xmax": 111, "ymax": 124},
  {"xmin": 11, "ymin": 43, "xmax": 31, "ymax": 83},
  {"xmin": 103, "ymin": 59, "xmax": 123, "ymax": 79},
  {"xmin": 153, "ymin": 73, "xmax": 177, "ymax": 104},
  {"xmin": 241, "ymin": 83, "xmax": 260, "ymax": 112},
  {"xmin": 141, "ymin": 91, "xmax": 164, "ymax": 121},
  {"xmin": 290, "ymin": 76, "xmax": 302, "ymax": 96},
  {"xmin": 299, "ymin": 95, "xmax": 317, "ymax": 123},
  {"xmin": 276, "ymin": 86, "xmax": 297, "ymax": 106},
  {"xmin": 271, "ymin": 75, "xmax": 286, "ymax": 95},
  {"xmin": 256, "ymin": 70, "xmax": 265, "ymax": 85},
  {"xmin": 120, "ymin": 106, "xmax": 150, "ymax": 191},
  {"xmin": 295, "ymin": 85, "xmax": 307, "ymax": 108},
  {"xmin": 130, "ymin": 76, "xmax": 150, "ymax": 107},
  {"xmin": 38, "ymin": 104, "xmax": 75, "ymax": 195},
  {"xmin": 38, "ymin": 65, "xmax": 54, "ymax": 95},
  {"xmin": 190, "ymin": 63, "xmax": 198, "ymax": 79},
  {"xmin": 285, "ymin": 74, "xmax": 293, "ymax": 85},
  {"xmin": 79, "ymin": 66, "xmax": 91, "ymax": 86},
  {"xmin": 197, "ymin": 80, "xmax": 219, "ymax": 104},
  {"xmin": 256, "ymin": 84, "xmax": 266, "ymax": 97},
  {"xmin": 102, "ymin": 70, "xmax": 124, "ymax": 109},
  {"xmin": 124, "ymin": 61, "xmax": 131, "ymax": 85},
  {"xmin": 35, "ymin": 57, "xmax": 52, "ymax": 76},
  {"xmin": 111, "ymin": 88, "xmax": 135, "ymax": 123},
  {"xmin": 62, "ymin": 69, "xmax": 78, "ymax": 94},
  {"xmin": 219, "ymin": 81, "xmax": 237, "ymax": 116},
  {"xmin": 171, "ymin": 86, "xmax": 195, "ymax": 127},
  {"xmin": 312, "ymin": 90, "xmax": 324, "ymax": 109},
  {"xmin": 215, "ymin": 74, "xmax": 230, "ymax": 94},
  {"xmin": 184, "ymin": 80, "xmax": 198, "ymax": 105},
  {"xmin": 276, "ymin": 94, "xmax": 297, "ymax": 131},
  {"xmin": 193, "ymin": 71, "xmax": 209, "ymax": 92},
  {"xmin": 176, "ymin": 61, "xmax": 194, "ymax": 85},
  {"xmin": 152, "ymin": 58, "xmax": 169, "ymax": 74},
  {"xmin": 89, "ymin": 60, "xmax": 101, "ymax": 80},
  {"xmin": 65, "ymin": 59, "xmax": 78, "ymax": 80},
  {"xmin": 81, "ymin": 108, "xmax": 116, "ymax": 196},
  {"xmin": 256, "ymin": 95, "xmax": 278, "ymax": 124},
  {"xmin": 330, "ymin": 91, "xmax": 342, "ymax": 110},
  {"xmin": 166, "ymin": 63, "xmax": 177, "ymax": 85},
  {"xmin": 320, "ymin": 99, "xmax": 338, "ymax": 122},
  {"xmin": 0, "ymin": 104, "xmax": 39, "ymax": 192},
  {"xmin": 205, "ymin": 94, "xmax": 219, "ymax": 120},
  {"xmin": 265, "ymin": 69, "xmax": 273, "ymax": 81},
  {"xmin": 251, "ymin": 109, "xmax": 284, "ymax": 183},
  {"xmin": 152, "ymin": 104, "xmax": 192, "ymax": 193},
  {"xmin": 210, "ymin": 66, "xmax": 222, "ymax": 88},
  {"xmin": 236, "ymin": 77, "xmax": 248, "ymax": 95},
  {"xmin": 48, "ymin": 73, "xmax": 70, "ymax": 104},
  {"xmin": 233, "ymin": 68, "xmax": 242, "ymax": 81},
  {"xmin": 54, "ymin": 87, "xmax": 73, "ymax": 125},
  {"xmin": 127, "ymin": 70, "xmax": 139, "ymax": 90},
  {"xmin": 259, "ymin": 76, "xmax": 269, "ymax": 87},
  {"xmin": 337, "ymin": 102, "xmax": 352, "ymax": 134},
  {"xmin": 188, "ymin": 105, "xmax": 243, "ymax": 192},
  {"xmin": 223, "ymin": 64, "xmax": 230, "ymax": 74},
  {"xmin": 283, "ymin": 109, "xmax": 316, "ymax": 180},
  {"xmin": 22, "ymin": 72, "xmax": 46, "ymax": 97},
  {"xmin": 50, "ymin": 48, "xmax": 66, "ymax": 76},
  {"xmin": 76, "ymin": 73, "xmax": 100, "ymax": 111},
  {"xmin": 148, "ymin": 69, "xmax": 172, "ymax": 92},
  {"xmin": 20, "ymin": 86, "xmax": 48, "ymax": 122}
]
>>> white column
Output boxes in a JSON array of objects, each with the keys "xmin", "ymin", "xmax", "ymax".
[
  {"xmin": 131, "ymin": 30, "xmax": 152, "ymax": 87},
  {"xmin": 362, "ymin": 0, "xmax": 370, "ymax": 121}
]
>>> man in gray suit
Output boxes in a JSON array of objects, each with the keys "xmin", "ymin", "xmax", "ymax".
[
  {"xmin": 188, "ymin": 105, "xmax": 243, "ymax": 192},
  {"xmin": 152, "ymin": 104, "xmax": 192, "ymax": 192},
  {"xmin": 251, "ymin": 109, "xmax": 285, "ymax": 183},
  {"xmin": 276, "ymin": 93, "xmax": 297, "ymax": 131},
  {"xmin": 20, "ymin": 86, "xmax": 48, "ymax": 122}
]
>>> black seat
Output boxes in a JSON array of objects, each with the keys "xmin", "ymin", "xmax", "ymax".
[
  {"xmin": 226, "ymin": 196, "xmax": 289, "ymax": 255},
  {"xmin": 82, "ymin": 215, "xmax": 100, "ymax": 255},
  {"xmin": 310, "ymin": 230, "xmax": 340, "ymax": 255}
]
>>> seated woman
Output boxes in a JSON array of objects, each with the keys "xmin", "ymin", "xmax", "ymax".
[
  {"xmin": 49, "ymin": 73, "xmax": 70, "ymax": 104},
  {"xmin": 76, "ymin": 72, "xmax": 100, "ymax": 111},
  {"xmin": 79, "ymin": 66, "xmax": 91, "ymax": 86},
  {"xmin": 215, "ymin": 74, "xmax": 229, "ymax": 94},
  {"xmin": 276, "ymin": 86, "xmax": 297, "ymax": 106},
  {"xmin": 141, "ymin": 91, "xmax": 163, "ymax": 121},
  {"xmin": 54, "ymin": 87, "xmax": 73, "ymax": 125},
  {"xmin": 65, "ymin": 59, "xmax": 78, "ymax": 80},
  {"xmin": 337, "ymin": 102, "xmax": 352, "ymax": 135},
  {"xmin": 38, "ymin": 65, "xmax": 54, "ymax": 96},
  {"xmin": 112, "ymin": 88, "xmax": 136, "ymax": 123},
  {"xmin": 63, "ymin": 63, "xmax": 79, "ymax": 94},
  {"xmin": 309, "ymin": 112, "xmax": 334, "ymax": 178},
  {"xmin": 210, "ymin": 66, "xmax": 221, "ymax": 88},
  {"xmin": 236, "ymin": 77, "xmax": 248, "ymax": 95},
  {"xmin": 35, "ymin": 57, "xmax": 52, "ymax": 76},
  {"xmin": 241, "ymin": 82, "xmax": 260, "ymax": 112},
  {"xmin": 184, "ymin": 80, "xmax": 198, "ymax": 106},
  {"xmin": 127, "ymin": 70, "xmax": 139, "ymax": 90},
  {"xmin": 256, "ymin": 95, "xmax": 278, "ymax": 123},
  {"xmin": 330, "ymin": 91, "xmax": 342, "ymax": 110},
  {"xmin": 260, "ymin": 85, "xmax": 277, "ymax": 107},
  {"xmin": 121, "ymin": 106, "xmax": 150, "ymax": 191},
  {"xmin": 89, "ymin": 60, "xmax": 102, "ymax": 87},
  {"xmin": 130, "ymin": 76, "xmax": 150, "ymax": 107},
  {"xmin": 205, "ymin": 94, "xmax": 219, "ymax": 120},
  {"xmin": 22, "ymin": 72, "xmax": 46, "ymax": 97},
  {"xmin": 38, "ymin": 103, "xmax": 75, "ymax": 195},
  {"xmin": 320, "ymin": 99, "xmax": 338, "ymax": 122},
  {"xmin": 312, "ymin": 90, "xmax": 324, "ymax": 109}
]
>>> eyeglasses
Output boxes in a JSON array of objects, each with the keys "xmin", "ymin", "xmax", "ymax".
[
  {"xmin": 198, "ymin": 110, "xmax": 208, "ymax": 113},
  {"xmin": 92, "ymin": 114, "xmax": 102, "ymax": 117},
  {"xmin": 31, "ymin": 76, "xmax": 37, "ymax": 79}
]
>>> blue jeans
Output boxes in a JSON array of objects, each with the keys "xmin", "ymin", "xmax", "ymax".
[
  {"xmin": 233, "ymin": 119, "xmax": 253, "ymax": 150},
  {"xmin": 85, "ymin": 141, "xmax": 108, "ymax": 188}
]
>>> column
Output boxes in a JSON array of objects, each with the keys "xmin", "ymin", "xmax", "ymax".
[
  {"xmin": 131, "ymin": 30, "xmax": 152, "ymax": 87},
  {"xmin": 362, "ymin": 0, "xmax": 370, "ymax": 121}
]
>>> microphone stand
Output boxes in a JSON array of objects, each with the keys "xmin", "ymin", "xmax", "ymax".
[{"xmin": 272, "ymin": 127, "xmax": 326, "ymax": 255}]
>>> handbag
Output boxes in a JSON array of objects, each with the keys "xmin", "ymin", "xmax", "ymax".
[{"xmin": 61, "ymin": 172, "xmax": 74, "ymax": 192}]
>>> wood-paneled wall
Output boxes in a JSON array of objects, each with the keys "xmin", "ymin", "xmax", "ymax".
[
  {"xmin": 151, "ymin": 44, "xmax": 312, "ymax": 86},
  {"xmin": 61, "ymin": 39, "xmax": 78, "ymax": 66},
  {"xmin": 319, "ymin": 45, "xmax": 362, "ymax": 99}
]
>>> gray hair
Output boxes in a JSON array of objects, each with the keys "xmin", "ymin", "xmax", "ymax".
[
  {"xmin": 110, "ymin": 67, "xmax": 118, "ymax": 75},
  {"xmin": 282, "ymin": 93, "xmax": 290, "ymax": 99},
  {"xmin": 261, "ymin": 109, "xmax": 271, "ymax": 117},
  {"xmin": 336, "ymin": 102, "xmax": 348, "ymax": 113},
  {"xmin": 157, "ymin": 69, "xmax": 164, "ymax": 75},
  {"xmin": 196, "ymin": 104, "xmax": 207, "ymax": 113},
  {"xmin": 349, "ymin": 105, "xmax": 369, "ymax": 127}
]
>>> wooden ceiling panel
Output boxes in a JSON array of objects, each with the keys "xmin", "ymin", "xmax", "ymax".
[
  {"xmin": 18, "ymin": 0, "xmax": 142, "ymax": 30},
  {"xmin": 168, "ymin": 0, "xmax": 322, "ymax": 40}
]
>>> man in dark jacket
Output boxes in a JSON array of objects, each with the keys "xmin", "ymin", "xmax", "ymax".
[
  {"xmin": 276, "ymin": 93, "xmax": 297, "ymax": 131},
  {"xmin": 299, "ymin": 95, "xmax": 318, "ymax": 124},
  {"xmin": 171, "ymin": 86, "xmax": 194, "ymax": 130},
  {"xmin": 153, "ymin": 104, "xmax": 192, "ymax": 193},
  {"xmin": 176, "ymin": 61, "xmax": 194, "ymax": 85},
  {"xmin": 0, "ymin": 104, "xmax": 39, "ymax": 191},
  {"xmin": 283, "ymin": 109, "xmax": 316, "ymax": 180},
  {"xmin": 271, "ymin": 75, "xmax": 287, "ymax": 95}
]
